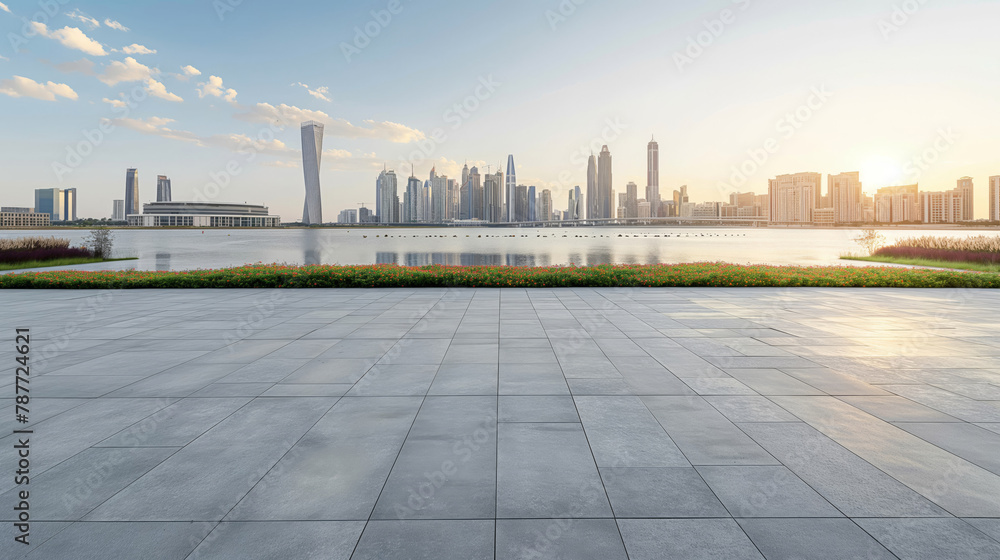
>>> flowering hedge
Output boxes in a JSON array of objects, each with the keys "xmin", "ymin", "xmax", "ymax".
[{"xmin": 1, "ymin": 263, "xmax": 998, "ymax": 289}]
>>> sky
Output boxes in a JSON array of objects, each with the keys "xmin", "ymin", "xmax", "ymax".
[{"xmin": 1, "ymin": 0, "xmax": 998, "ymax": 220}]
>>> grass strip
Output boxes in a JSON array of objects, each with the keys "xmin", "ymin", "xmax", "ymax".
[{"xmin": 1, "ymin": 262, "xmax": 998, "ymax": 289}]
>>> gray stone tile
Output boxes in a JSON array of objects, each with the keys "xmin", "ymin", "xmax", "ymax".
[
  {"xmin": 499, "ymin": 396, "xmax": 578, "ymax": 422},
  {"xmin": 965, "ymin": 518, "xmax": 1000, "ymax": 543},
  {"xmin": 567, "ymin": 378, "xmax": 634, "ymax": 395},
  {"xmin": 497, "ymin": 422, "xmax": 612, "ymax": 518},
  {"xmin": 95, "ymin": 397, "xmax": 250, "ymax": 448},
  {"xmin": 189, "ymin": 382, "xmax": 273, "ymax": 397},
  {"xmin": 697, "ymin": 465, "xmax": 842, "ymax": 517},
  {"xmin": 618, "ymin": 519, "xmax": 764, "ymax": 560},
  {"xmin": 188, "ymin": 521, "xmax": 364, "ymax": 560},
  {"xmin": 0, "ymin": 448, "xmax": 176, "ymax": 521},
  {"xmin": 896, "ymin": 422, "xmax": 1000, "ymax": 475},
  {"xmin": 85, "ymin": 397, "xmax": 337, "ymax": 521},
  {"xmin": 279, "ymin": 358, "xmax": 376, "ymax": 384},
  {"xmin": 838, "ymin": 395, "xmax": 961, "ymax": 422},
  {"xmin": 725, "ymin": 368, "xmax": 825, "ymax": 395},
  {"xmin": 351, "ymin": 520, "xmax": 493, "ymax": 560},
  {"xmin": 217, "ymin": 358, "xmax": 309, "ymax": 383},
  {"xmin": 683, "ymin": 377, "xmax": 758, "ymax": 396},
  {"xmin": 600, "ymin": 467, "xmax": 728, "ymax": 518},
  {"xmin": 856, "ymin": 518, "xmax": 1000, "ymax": 560},
  {"xmin": 427, "ymin": 363, "xmax": 498, "ymax": 395},
  {"xmin": 705, "ymin": 396, "xmax": 799, "ymax": 422},
  {"xmin": 496, "ymin": 519, "xmax": 628, "ymax": 560},
  {"xmin": 739, "ymin": 422, "xmax": 947, "ymax": 517},
  {"xmin": 106, "ymin": 363, "xmax": 243, "ymax": 397},
  {"xmin": 499, "ymin": 363, "xmax": 569, "ymax": 395},
  {"xmin": 260, "ymin": 384, "xmax": 352, "ymax": 397},
  {"xmin": 31, "ymin": 375, "xmax": 147, "ymax": 398},
  {"xmin": 737, "ymin": 518, "xmax": 896, "ymax": 560},
  {"xmin": 642, "ymin": 396, "xmax": 779, "ymax": 466},
  {"xmin": 25, "ymin": 521, "xmax": 211, "ymax": 560},
  {"xmin": 347, "ymin": 364, "xmax": 438, "ymax": 396},
  {"xmin": 574, "ymin": 396, "xmax": 689, "ymax": 467},
  {"xmin": 226, "ymin": 396, "xmax": 420, "ymax": 521},
  {"xmin": 0, "ymin": 521, "xmax": 71, "ymax": 557},
  {"xmin": 372, "ymin": 397, "xmax": 496, "ymax": 520}
]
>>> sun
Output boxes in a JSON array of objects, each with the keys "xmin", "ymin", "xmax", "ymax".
[{"xmin": 860, "ymin": 156, "xmax": 906, "ymax": 192}]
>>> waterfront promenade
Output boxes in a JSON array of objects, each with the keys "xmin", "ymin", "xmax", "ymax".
[{"xmin": 2, "ymin": 287, "xmax": 1000, "ymax": 559}]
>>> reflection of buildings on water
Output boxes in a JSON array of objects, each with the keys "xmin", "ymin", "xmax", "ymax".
[
  {"xmin": 303, "ymin": 248, "xmax": 322, "ymax": 266},
  {"xmin": 377, "ymin": 252, "xmax": 557, "ymax": 267},
  {"xmin": 154, "ymin": 252, "xmax": 170, "ymax": 271},
  {"xmin": 303, "ymin": 229, "xmax": 323, "ymax": 265},
  {"xmin": 376, "ymin": 252, "xmax": 399, "ymax": 265}
]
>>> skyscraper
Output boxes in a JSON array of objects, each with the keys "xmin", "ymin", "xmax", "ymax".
[
  {"xmin": 626, "ymin": 181, "xmax": 638, "ymax": 218},
  {"xmin": 539, "ymin": 189, "xmax": 553, "ymax": 221},
  {"xmin": 829, "ymin": 172, "xmax": 863, "ymax": 223},
  {"xmin": 63, "ymin": 188, "xmax": 77, "ymax": 221},
  {"xmin": 300, "ymin": 121, "xmax": 324, "ymax": 225},
  {"xmin": 112, "ymin": 200, "xmax": 125, "ymax": 221},
  {"xmin": 646, "ymin": 136, "xmax": 659, "ymax": 215},
  {"xmin": 528, "ymin": 186, "xmax": 536, "ymax": 222},
  {"xmin": 598, "ymin": 146, "xmax": 613, "ymax": 219},
  {"xmin": 405, "ymin": 171, "xmax": 421, "ymax": 222},
  {"xmin": 990, "ymin": 176, "xmax": 1000, "ymax": 222},
  {"xmin": 377, "ymin": 168, "xmax": 399, "ymax": 224},
  {"xmin": 484, "ymin": 170, "xmax": 504, "ymax": 222},
  {"xmin": 586, "ymin": 154, "xmax": 598, "ymax": 219},
  {"xmin": 34, "ymin": 188, "xmax": 65, "ymax": 221},
  {"xmin": 574, "ymin": 186, "xmax": 584, "ymax": 220},
  {"xmin": 156, "ymin": 175, "xmax": 172, "ymax": 202},
  {"xmin": 768, "ymin": 175, "xmax": 816, "ymax": 224},
  {"xmin": 125, "ymin": 168, "xmax": 139, "ymax": 217},
  {"xmin": 957, "ymin": 176, "xmax": 974, "ymax": 220},
  {"xmin": 505, "ymin": 155, "xmax": 516, "ymax": 222}
]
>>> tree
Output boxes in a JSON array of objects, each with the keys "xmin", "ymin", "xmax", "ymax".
[
  {"xmin": 853, "ymin": 228, "xmax": 885, "ymax": 256},
  {"xmin": 84, "ymin": 226, "xmax": 115, "ymax": 259}
]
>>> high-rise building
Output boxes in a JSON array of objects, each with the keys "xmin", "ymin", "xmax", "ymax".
[
  {"xmin": 768, "ymin": 174, "xmax": 818, "ymax": 224},
  {"xmin": 506, "ymin": 155, "xmax": 516, "ymax": 222},
  {"xmin": 957, "ymin": 176, "xmax": 974, "ymax": 221},
  {"xmin": 586, "ymin": 154, "xmax": 598, "ymax": 220},
  {"xmin": 539, "ymin": 189, "xmax": 553, "ymax": 222},
  {"xmin": 300, "ymin": 121, "xmax": 324, "ymax": 224},
  {"xmin": 125, "ymin": 168, "xmax": 139, "ymax": 217},
  {"xmin": 112, "ymin": 199, "xmax": 125, "ymax": 221},
  {"xmin": 574, "ymin": 186, "xmax": 584, "ymax": 220},
  {"xmin": 156, "ymin": 175, "xmax": 172, "ymax": 202},
  {"xmin": 63, "ymin": 188, "xmax": 77, "ymax": 221},
  {"xmin": 515, "ymin": 185, "xmax": 528, "ymax": 222},
  {"xmin": 646, "ymin": 136, "xmax": 659, "ymax": 216},
  {"xmin": 921, "ymin": 189, "xmax": 965, "ymax": 223},
  {"xmin": 672, "ymin": 185, "xmax": 689, "ymax": 217},
  {"xmin": 404, "ymin": 172, "xmax": 421, "ymax": 222},
  {"xmin": 990, "ymin": 176, "xmax": 1000, "ymax": 222},
  {"xmin": 467, "ymin": 166, "xmax": 483, "ymax": 220},
  {"xmin": 625, "ymin": 182, "xmax": 638, "ymax": 219},
  {"xmin": 829, "ymin": 172, "xmax": 863, "ymax": 223},
  {"xmin": 874, "ymin": 184, "xmax": 919, "ymax": 223},
  {"xmin": 34, "ymin": 188, "xmax": 65, "ymax": 221},
  {"xmin": 377, "ymin": 168, "xmax": 399, "ymax": 224},
  {"xmin": 638, "ymin": 200, "xmax": 651, "ymax": 218},
  {"xmin": 598, "ymin": 145, "xmax": 613, "ymax": 219},
  {"xmin": 337, "ymin": 209, "xmax": 358, "ymax": 224},
  {"xmin": 484, "ymin": 170, "xmax": 504, "ymax": 222},
  {"xmin": 528, "ymin": 186, "xmax": 536, "ymax": 222}
]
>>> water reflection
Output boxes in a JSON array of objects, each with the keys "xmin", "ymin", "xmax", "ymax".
[
  {"xmin": 154, "ymin": 252, "xmax": 170, "ymax": 271},
  {"xmin": 303, "ymin": 229, "xmax": 323, "ymax": 265}
]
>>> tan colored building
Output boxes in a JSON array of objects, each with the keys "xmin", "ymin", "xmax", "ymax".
[
  {"xmin": 957, "ymin": 176, "xmax": 974, "ymax": 221},
  {"xmin": 875, "ymin": 184, "xmax": 920, "ymax": 223},
  {"xmin": 0, "ymin": 211, "xmax": 51, "ymax": 228},
  {"xmin": 920, "ymin": 189, "xmax": 965, "ymax": 223},
  {"xmin": 989, "ymin": 176, "xmax": 999, "ymax": 222},
  {"xmin": 768, "ymin": 173, "xmax": 819, "ymax": 224},
  {"xmin": 829, "ymin": 172, "xmax": 864, "ymax": 223}
]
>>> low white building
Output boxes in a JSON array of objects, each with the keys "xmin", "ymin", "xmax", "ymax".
[{"xmin": 128, "ymin": 202, "xmax": 280, "ymax": 227}]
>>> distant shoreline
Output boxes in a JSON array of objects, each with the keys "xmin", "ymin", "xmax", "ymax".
[{"xmin": 1, "ymin": 224, "xmax": 998, "ymax": 232}]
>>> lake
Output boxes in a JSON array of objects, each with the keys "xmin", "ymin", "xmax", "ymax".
[{"xmin": 2, "ymin": 227, "xmax": 997, "ymax": 272}]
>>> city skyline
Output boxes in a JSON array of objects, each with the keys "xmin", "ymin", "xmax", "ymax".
[{"xmin": 1, "ymin": 1, "xmax": 999, "ymax": 219}]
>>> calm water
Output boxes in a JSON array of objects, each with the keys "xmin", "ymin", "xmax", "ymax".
[{"xmin": 2, "ymin": 227, "xmax": 997, "ymax": 272}]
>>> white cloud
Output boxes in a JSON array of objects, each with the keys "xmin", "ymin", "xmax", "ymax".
[
  {"xmin": 0, "ymin": 55, "xmax": 8, "ymax": 62},
  {"xmin": 206, "ymin": 133, "xmax": 291, "ymax": 156},
  {"xmin": 0, "ymin": 75, "xmax": 78, "ymax": 101},
  {"xmin": 98, "ymin": 57, "xmax": 153, "ymax": 85},
  {"xmin": 292, "ymin": 82, "xmax": 332, "ymax": 102},
  {"xmin": 120, "ymin": 43, "xmax": 156, "ymax": 55},
  {"xmin": 197, "ymin": 75, "xmax": 237, "ymax": 103},
  {"xmin": 104, "ymin": 19, "xmax": 129, "ymax": 32},
  {"xmin": 261, "ymin": 160, "xmax": 299, "ymax": 169},
  {"xmin": 0, "ymin": 3, "xmax": 10, "ymax": 14},
  {"xmin": 51, "ymin": 58, "xmax": 96, "ymax": 75},
  {"xmin": 233, "ymin": 103, "xmax": 424, "ymax": 143},
  {"xmin": 181, "ymin": 65, "xmax": 201, "ymax": 76},
  {"xmin": 65, "ymin": 10, "xmax": 99, "ymax": 28},
  {"xmin": 145, "ymin": 78, "xmax": 182, "ymax": 102},
  {"xmin": 110, "ymin": 117, "xmax": 202, "ymax": 145},
  {"xmin": 102, "ymin": 97, "xmax": 127, "ymax": 108},
  {"xmin": 31, "ymin": 22, "xmax": 107, "ymax": 56}
]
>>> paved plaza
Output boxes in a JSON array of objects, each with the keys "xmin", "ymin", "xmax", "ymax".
[{"xmin": 2, "ymin": 287, "xmax": 1000, "ymax": 559}]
